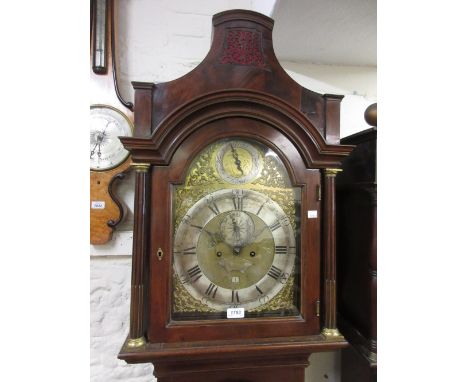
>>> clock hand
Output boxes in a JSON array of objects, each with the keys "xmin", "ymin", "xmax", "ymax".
[
  {"xmin": 203, "ymin": 229, "xmax": 219, "ymax": 247},
  {"xmin": 230, "ymin": 144, "xmax": 244, "ymax": 175},
  {"xmin": 99, "ymin": 120, "xmax": 112, "ymax": 138},
  {"xmin": 96, "ymin": 121, "xmax": 112, "ymax": 155},
  {"xmin": 229, "ymin": 213, "xmax": 242, "ymax": 244},
  {"xmin": 249, "ymin": 225, "xmax": 268, "ymax": 244},
  {"xmin": 90, "ymin": 138, "xmax": 100, "ymax": 158}
]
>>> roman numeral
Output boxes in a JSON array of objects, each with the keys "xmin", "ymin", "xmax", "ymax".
[
  {"xmin": 174, "ymin": 246, "xmax": 196, "ymax": 255},
  {"xmin": 231, "ymin": 290, "xmax": 240, "ymax": 303},
  {"xmin": 267, "ymin": 265, "xmax": 283, "ymax": 281},
  {"xmin": 256, "ymin": 202, "xmax": 265, "ymax": 215},
  {"xmin": 206, "ymin": 198, "xmax": 220, "ymax": 215},
  {"xmin": 181, "ymin": 214, "xmax": 192, "ymax": 225},
  {"xmin": 255, "ymin": 285, "xmax": 263, "ymax": 295},
  {"xmin": 187, "ymin": 265, "xmax": 202, "ymax": 282},
  {"xmin": 205, "ymin": 283, "xmax": 218, "ymax": 298},
  {"xmin": 269, "ymin": 220, "xmax": 281, "ymax": 231},
  {"xmin": 232, "ymin": 190, "xmax": 244, "ymax": 211},
  {"xmin": 275, "ymin": 245, "xmax": 288, "ymax": 255}
]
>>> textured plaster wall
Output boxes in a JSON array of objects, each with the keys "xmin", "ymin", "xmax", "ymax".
[{"xmin": 90, "ymin": 1, "xmax": 376, "ymax": 381}]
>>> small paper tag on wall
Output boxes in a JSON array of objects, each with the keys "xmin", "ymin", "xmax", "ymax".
[{"xmin": 91, "ymin": 201, "xmax": 106, "ymax": 209}]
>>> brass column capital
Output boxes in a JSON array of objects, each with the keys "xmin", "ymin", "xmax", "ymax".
[
  {"xmin": 323, "ymin": 168, "xmax": 342, "ymax": 177},
  {"xmin": 132, "ymin": 163, "xmax": 151, "ymax": 172}
]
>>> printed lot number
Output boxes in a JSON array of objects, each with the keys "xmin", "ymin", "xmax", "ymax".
[{"xmin": 227, "ymin": 308, "xmax": 244, "ymax": 319}]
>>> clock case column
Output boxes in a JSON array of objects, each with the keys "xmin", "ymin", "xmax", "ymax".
[
  {"xmin": 321, "ymin": 168, "xmax": 344, "ymax": 339},
  {"xmin": 127, "ymin": 163, "xmax": 151, "ymax": 348}
]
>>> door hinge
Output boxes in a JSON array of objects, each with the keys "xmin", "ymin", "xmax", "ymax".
[
  {"xmin": 316, "ymin": 299, "xmax": 320, "ymax": 317},
  {"xmin": 316, "ymin": 184, "xmax": 321, "ymax": 201}
]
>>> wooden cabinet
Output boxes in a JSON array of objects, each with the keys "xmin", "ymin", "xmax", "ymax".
[{"xmin": 336, "ymin": 127, "xmax": 377, "ymax": 382}]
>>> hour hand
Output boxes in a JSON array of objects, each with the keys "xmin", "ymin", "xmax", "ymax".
[
  {"xmin": 203, "ymin": 229, "xmax": 219, "ymax": 247},
  {"xmin": 249, "ymin": 225, "xmax": 268, "ymax": 243}
]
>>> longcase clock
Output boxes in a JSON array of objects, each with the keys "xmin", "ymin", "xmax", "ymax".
[
  {"xmin": 90, "ymin": 0, "xmax": 134, "ymax": 244},
  {"xmin": 118, "ymin": 10, "xmax": 354, "ymax": 382}
]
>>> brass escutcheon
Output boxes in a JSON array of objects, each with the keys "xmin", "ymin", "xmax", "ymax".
[{"xmin": 156, "ymin": 248, "xmax": 163, "ymax": 261}]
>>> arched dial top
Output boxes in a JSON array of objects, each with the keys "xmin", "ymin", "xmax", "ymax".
[{"xmin": 172, "ymin": 138, "xmax": 301, "ymax": 318}]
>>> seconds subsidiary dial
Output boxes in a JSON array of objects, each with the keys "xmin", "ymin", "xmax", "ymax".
[{"xmin": 90, "ymin": 105, "xmax": 133, "ymax": 171}]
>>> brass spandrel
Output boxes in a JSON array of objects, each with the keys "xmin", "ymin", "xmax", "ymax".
[
  {"xmin": 173, "ymin": 270, "xmax": 216, "ymax": 313},
  {"xmin": 249, "ymin": 269, "xmax": 296, "ymax": 313}
]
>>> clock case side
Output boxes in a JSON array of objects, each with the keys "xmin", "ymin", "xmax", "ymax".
[{"xmin": 118, "ymin": 8, "xmax": 353, "ymax": 369}]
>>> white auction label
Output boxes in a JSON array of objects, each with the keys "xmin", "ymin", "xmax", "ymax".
[
  {"xmin": 227, "ymin": 307, "xmax": 245, "ymax": 319},
  {"xmin": 91, "ymin": 201, "xmax": 106, "ymax": 209},
  {"xmin": 307, "ymin": 210, "xmax": 318, "ymax": 218}
]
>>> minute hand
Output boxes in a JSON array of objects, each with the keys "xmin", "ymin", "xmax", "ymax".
[
  {"xmin": 248, "ymin": 225, "xmax": 269, "ymax": 243},
  {"xmin": 230, "ymin": 144, "xmax": 244, "ymax": 175}
]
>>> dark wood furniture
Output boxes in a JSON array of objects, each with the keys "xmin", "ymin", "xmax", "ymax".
[
  {"xmin": 118, "ymin": 10, "xmax": 354, "ymax": 381},
  {"xmin": 336, "ymin": 124, "xmax": 377, "ymax": 382}
]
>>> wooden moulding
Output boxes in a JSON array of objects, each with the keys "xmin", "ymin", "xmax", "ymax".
[
  {"xmin": 119, "ymin": 335, "xmax": 348, "ymax": 381},
  {"xmin": 120, "ymin": 88, "xmax": 354, "ymax": 167}
]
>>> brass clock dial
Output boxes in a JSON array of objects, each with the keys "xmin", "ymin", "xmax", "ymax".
[
  {"xmin": 172, "ymin": 138, "xmax": 301, "ymax": 318},
  {"xmin": 90, "ymin": 105, "xmax": 132, "ymax": 171},
  {"xmin": 173, "ymin": 189, "xmax": 295, "ymax": 311}
]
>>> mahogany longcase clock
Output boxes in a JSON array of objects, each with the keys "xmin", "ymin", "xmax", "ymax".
[{"xmin": 118, "ymin": 10, "xmax": 354, "ymax": 382}]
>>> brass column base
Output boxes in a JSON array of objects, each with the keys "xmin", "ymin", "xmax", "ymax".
[
  {"xmin": 321, "ymin": 328, "xmax": 345, "ymax": 340},
  {"xmin": 127, "ymin": 336, "xmax": 146, "ymax": 348}
]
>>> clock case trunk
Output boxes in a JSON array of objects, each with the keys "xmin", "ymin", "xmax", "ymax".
[{"xmin": 118, "ymin": 9, "xmax": 354, "ymax": 381}]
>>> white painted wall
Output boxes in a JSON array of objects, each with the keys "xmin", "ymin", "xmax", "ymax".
[{"xmin": 91, "ymin": 1, "xmax": 377, "ymax": 381}]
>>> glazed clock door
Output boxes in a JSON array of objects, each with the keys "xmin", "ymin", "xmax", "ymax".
[{"xmin": 148, "ymin": 117, "xmax": 322, "ymax": 343}]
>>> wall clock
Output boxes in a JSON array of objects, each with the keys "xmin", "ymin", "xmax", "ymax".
[
  {"xmin": 90, "ymin": 0, "xmax": 134, "ymax": 244},
  {"xmin": 90, "ymin": 105, "xmax": 132, "ymax": 171},
  {"xmin": 117, "ymin": 10, "xmax": 354, "ymax": 382}
]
